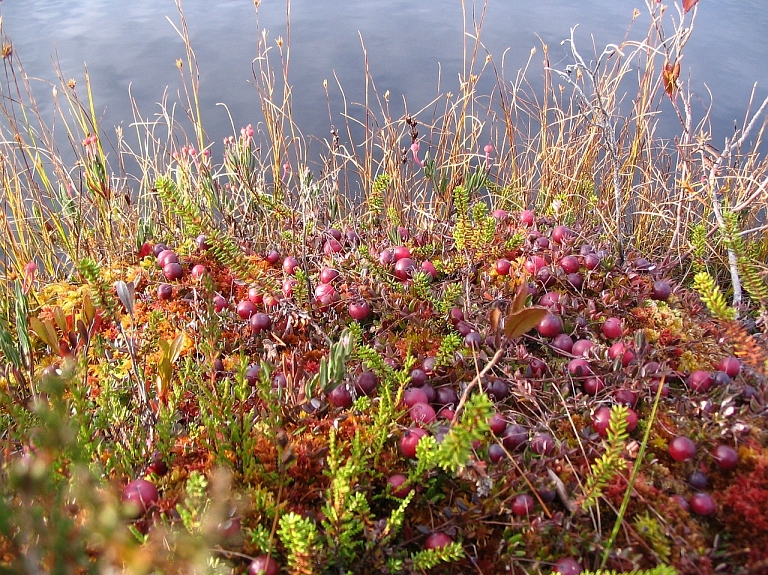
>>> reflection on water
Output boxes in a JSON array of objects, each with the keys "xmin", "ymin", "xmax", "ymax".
[{"xmin": 1, "ymin": 0, "xmax": 767, "ymax": 155}]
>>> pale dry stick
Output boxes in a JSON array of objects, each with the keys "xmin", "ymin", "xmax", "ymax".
[
  {"xmin": 453, "ymin": 345, "xmax": 505, "ymax": 420},
  {"xmin": 705, "ymin": 92, "xmax": 768, "ymax": 309}
]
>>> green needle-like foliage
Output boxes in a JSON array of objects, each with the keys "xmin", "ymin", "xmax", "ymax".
[
  {"xmin": 693, "ymin": 271, "xmax": 737, "ymax": 320},
  {"xmin": 581, "ymin": 405, "xmax": 630, "ymax": 510}
]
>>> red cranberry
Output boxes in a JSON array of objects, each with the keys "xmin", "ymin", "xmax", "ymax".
[
  {"xmin": 552, "ymin": 557, "xmax": 583, "ymax": 575},
  {"xmin": 400, "ymin": 427, "xmax": 428, "ymax": 458},
  {"xmin": 501, "ymin": 424, "xmax": 528, "ymax": 450},
  {"xmin": 717, "ymin": 356, "xmax": 741, "ymax": 378},
  {"xmin": 409, "ymin": 402, "xmax": 436, "ymax": 426},
  {"xmin": 583, "ymin": 377, "xmax": 605, "ymax": 395},
  {"xmin": 669, "ymin": 436, "xmax": 697, "ymax": 462},
  {"xmin": 328, "ymin": 385, "xmax": 353, "ymax": 408},
  {"xmin": 157, "ymin": 283, "xmax": 173, "ymax": 300},
  {"xmin": 488, "ymin": 413, "xmax": 507, "ymax": 435},
  {"xmin": 601, "ymin": 317, "xmax": 623, "ymax": 339},
  {"xmin": 689, "ymin": 492, "xmax": 715, "ymax": 516},
  {"xmin": 572, "ymin": 339, "xmax": 595, "ymax": 357},
  {"xmin": 551, "ymin": 333, "xmax": 574, "ymax": 354},
  {"xmin": 559, "ymin": 255, "xmax": 580, "ymax": 274},
  {"xmin": 394, "ymin": 258, "xmax": 416, "ymax": 281},
  {"xmin": 162, "ymin": 262, "xmax": 183, "ymax": 280},
  {"xmin": 282, "ymin": 256, "xmax": 299, "ymax": 274},
  {"xmin": 393, "ymin": 245, "xmax": 411, "ymax": 261},
  {"xmin": 651, "ymin": 280, "xmax": 672, "ymax": 301},
  {"xmin": 213, "ymin": 294, "xmax": 227, "ymax": 313},
  {"xmin": 421, "ymin": 261, "xmax": 438, "ymax": 280},
  {"xmin": 536, "ymin": 314, "xmax": 563, "ymax": 338},
  {"xmin": 387, "ymin": 474, "xmax": 411, "ymax": 498},
  {"xmin": 355, "ymin": 372, "xmax": 378, "ymax": 396},
  {"xmin": 551, "ymin": 225, "xmax": 574, "ymax": 244},
  {"xmin": 424, "ymin": 532, "xmax": 453, "ymax": 550},
  {"xmin": 613, "ymin": 389, "xmax": 639, "ymax": 408},
  {"xmin": 248, "ymin": 556, "xmax": 279, "ymax": 575},
  {"xmin": 379, "ymin": 249, "xmax": 395, "ymax": 266},
  {"xmin": 511, "ymin": 493, "xmax": 535, "ymax": 516},
  {"xmin": 122, "ymin": 479, "xmax": 159, "ymax": 517},
  {"xmin": 583, "ymin": 253, "xmax": 601, "ymax": 270},
  {"xmin": 403, "ymin": 387, "xmax": 429, "ymax": 408},
  {"xmin": 519, "ymin": 209, "xmax": 535, "ymax": 226},
  {"xmin": 488, "ymin": 443, "xmax": 506, "ymax": 463},
  {"xmin": 250, "ymin": 312, "xmax": 272, "ymax": 334},
  {"xmin": 495, "ymin": 258, "xmax": 512, "ymax": 275},
  {"xmin": 237, "ymin": 300, "xmax": 257, "ymax": 320},
  {"xmin": 319, "ymin": 267, "xmax": 339, "ymax": 284},
  {"xmin": 323, "ymin": 238, "xmax": 343, "ymax": 254},
  {"xmin": 687, "ymin": 371, "xmax": 712, "ymax": 393},
  {"xmin": 435, "ymin": 386, "xmax": 458, "ymax": 407},
  {"xmin": 530, "ymin": 432, "xmax": 555, "ymax": 455},
  {"xmin": 712, "ymin": 444, "xmax": 738, "ymax": 470},
  {"xmin": 567, "ymin": 358, "xmax": 592, "ymax": 378}
]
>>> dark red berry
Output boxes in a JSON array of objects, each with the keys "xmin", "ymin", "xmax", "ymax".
[{"xmin": 669, "ymin": 436, "xmax": 697, "ymax": 462}]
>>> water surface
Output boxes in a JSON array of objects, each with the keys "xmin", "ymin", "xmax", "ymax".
[{"xmin": 2, "ymin": 1, "xmax": 767, "ymax": 156}]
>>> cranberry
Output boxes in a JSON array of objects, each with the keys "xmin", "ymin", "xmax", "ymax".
[
  {"xmin": 651, "ymin": 280, "xmax": 672, "ymax": 301},
  {"xmin": 349, "ymin": 300, "xmax": 371, "ymax": 320},
  {"xmin": 552, "ymin": 557, "xmax": 582, "ymax": 575},
  {"xmin": 409, "ymin": 402, "xmax": 436, "ymax": 426},
  {"xmin": 282, "ymin": 256, "xmax": 299, "ymax": 274},
  {"xmin": 248, "ymin": 556, "xmax": 279, "ymax": 575},
  {"xmin": 435, "ymin": 386, "xmax": 459, "ymax": 407},
  {"xmin": 712, "ymin": 444, "xmax": 738, "ymax": 470},
  {"xmin": 689, "ymin": 492, "xmax": 715, "ymax": 516},
  {"xmin": 328, "ymin": 385, "xmax": 353, "ymax": 408},
  {"xmin": 157, "ymin": 283, "xmax": 173, "ymax": 300},
  {"xmin": 687, "ymin": 371, "xmax": 712, "ymax": 393},
  {"xmin": 237, "ymin": 300, "xmax": 257, "ymax": 320},
  {"xmin": 162, "ymin": 262, "xmax": 183, "ymax": 280},
  {"xmin": 501, "ymin": 424, "xmax": 528, "ymax": 450},
  {"xmin": 355, "ymin": 372, "xmax": 378, "ymax": 396},
  {"xmin": 511, "ymin": 493, "xmax": 535, "ymax": 516},
  {"xmin": 488, "ymin": 413, "xmax": 507, "ymax": 435},
  {"xmin": 403, "ymin": 387, "xmax": 429, "ymax": 408},
  {"xmin": 400, "ymin": 427, "xmax": 429, "ymax": 459},
  {"xmin": 393, "ymin": 246, "xmax": 411, "ymax": 261},
  {"xmin": 601, "ymin": 317, "xmax": 623, "ymax": 339},
  {"xmin": 583, "ymin": 377, "xmax": 605, "ymax": 395},
  {"xmin": 551, "ymin": 225, "xmax": 574, "ymax": 244},
  {"xmin": 551, "ymin": 333, "xmax": 574, "ymax": 354},
  {"xmin": 717, "ymin": 356, "xmax": 741, "ymax": 378},
  {"xmin": 530, "ymin": 432, "xmax": 555, "ymax": 455},
  {"xmin": 669, "ymin": 436, "xmax": 697, "ymax": 462},
  {"xmin": 122, "ymin": 479, "xmax": 159, "ymax": 517},
  {"xmin": 387, "ymin": 474, "xmax": 411, "ymax": 498},
  {"xmin": 394, "ymin": 258, "xmax": 417, "ymax": 281},
  {"xmin": 536, "ymin": 314, "xmax": 563, "ymax": 338},
  {"xmin": 488, "ymin": 443, "xmax": 506, "ymax": 463},
  {"xmin": 424, "ymin": 532, "xmax": 453, "ymax": 550},
  {"xmin": 249, "ymin": 312, "xmax": 272, "ymax": 334},
  {"xmin": 495, "ymin": 258, "xmax": 512, "ymax": 275},
  {"xmin": 519, "ymin": 209, "xmax": 535, "ymax": 226},
  {"xmin": 559, "ymin": 255, "xmax": 580, "ymax": 274}
]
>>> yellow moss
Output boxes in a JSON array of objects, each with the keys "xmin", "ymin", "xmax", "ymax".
[
  {"xmin": 678, "ymin": 350, "xmax": 703, "ymax": 373},
  {"xmin": 644, "ymin": 328, "xmax": 660, "ymax": 344},
  {"xmin": 38, "ymin": 282, "xmax": 90, "ymax": 316},
  {"xmin": 644, "ymin": 300, "xmax": 686, "ymax": 340}
]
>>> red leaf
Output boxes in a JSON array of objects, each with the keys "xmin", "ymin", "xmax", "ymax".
[{"xmin": 683, "ymin": 0, "xmax": 699, "ymax": 13}]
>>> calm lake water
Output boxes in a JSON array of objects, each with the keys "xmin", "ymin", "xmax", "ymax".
[{"xmin": 2, "ymin": 0, "xmax": 767, "ymax": 158}]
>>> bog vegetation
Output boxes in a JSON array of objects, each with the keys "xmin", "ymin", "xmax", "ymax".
[{"xmin": 0, "ymin": 1, "xmax": 766, "ymax": 574}]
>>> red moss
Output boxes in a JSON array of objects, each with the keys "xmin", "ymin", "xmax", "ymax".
[{"xmin": 717, "ymin": 460, "xmax": 768, "ymax": 564}]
